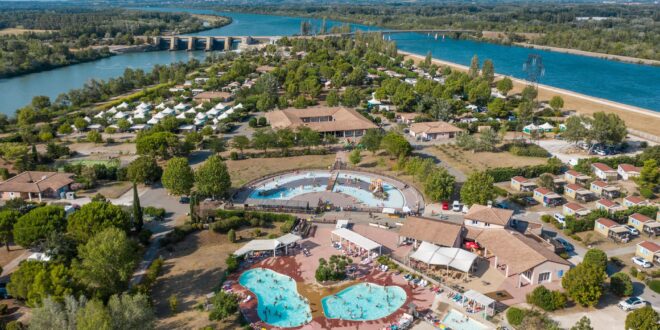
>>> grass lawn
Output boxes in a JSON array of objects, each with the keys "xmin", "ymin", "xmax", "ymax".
[
  {"xmin": 152, "ymin": 224, "xmax": 284, "ymax": 329},
  {"xmin": 428, "ymin": 144, "xmax": 548, "ymax": 175},
  {"xmin": 225, "ymin": 154, "xmax": 336, "ymax": 187},
  {"xmin": 68, "ymin": 158, "xmax": 120, "ymax": 167},
  {"xmin": 0, "ymin": 28, "xmax": 54, "ymax": 35}
]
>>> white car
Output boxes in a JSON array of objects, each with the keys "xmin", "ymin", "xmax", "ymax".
[
  {"xmin": 452, "ymin": 200, "xmax": 462, "ymax": 212},
  {"xmin": 624, "ymin": 225, "xmax": 640, "ymax": 236},
  {"xmin": 632, "ymin": 256, "xmax": 653, "ymax": 268},
  {"xmin": 553, "ymin": 213, "xmax": 566, "ymax": 228},
  {"xmin": 618, "ymin": 297, "xmax": 649, "ymax": 311}
]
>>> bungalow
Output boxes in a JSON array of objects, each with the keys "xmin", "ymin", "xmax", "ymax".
[
  {"xmin": 595, "ymin": 198, "xmax": 624, "ymax": 213},
  {"xmin": 564, "ymin": 170, "xmax": 590, "ymax": 185},
  {"xmin": 618, "ymin": 164, "xmax": 641, "ymax": 181},
  {"xmin": 564, "ymin": 184, "xmax": 595, "ymax": 202},
  {"xmin": 474, "ymin": 229, "xmax": 571, "ymax": 288},
  {"xmin": 463, "ymin": 205, "xmax": 514, "ymax": 229},
  {"xmin": 396, "ymin": 112, "xmax": 421, "ymax": 125},
  {"xmin": 628, "ymin": 213, "xmax": 654, "ymax": 233},
  {"xmin": 265, "ymin": 106, "xmax": 378, "ymax": 139},
  {"xmin": 553, "ymin": 176, "xmax": 568, "ymax": 189},
  {"xmin": 533, "ymin": 187, "xmax": 563, "ymax": 207},
  {"xmin": 594, "ymin": 218, "xmax": 630, "ymax": 243},
  {"xmin": 590, "ymin": 180, "xmax": 620, "ymax": 199},
  {"xmin": 511, "ymin": 176, "xmax": 537, "ymax": 192},
  {"xmin": 398, "ymin": 216, "xmax": 465, "ymax": 248},
  {"xmin": 193, "ymin": 91, "xmax": 233, "ymax": 103},
  {"xmin": 563, "ymin": 202, "xmax": 590, "ymax": 217},
  {"xmin": 409, "ymin": 121, "xmax": 463, "ymax": 141},
  {"xmin": 623, "ymin": 196, "xmax": 648, "ymax": 208},
  {"xmin": 0, "ymin": 171, "xmax": 74, "ymax": 201},
  {"xmin": 635, "ymin": 241, "xmax": 660, "ymax": 264},
  {"xmin": 591, "ymin": 163, "xmax": 617, "ymax": 181},
  {"xmin": 643, "ymin": 222, "xmax": 660, "ymax": 238}
]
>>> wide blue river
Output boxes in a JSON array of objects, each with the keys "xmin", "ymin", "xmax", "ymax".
[{"xmin": 0, "ymin": 8, "xmax": 658, "ymax": 115}]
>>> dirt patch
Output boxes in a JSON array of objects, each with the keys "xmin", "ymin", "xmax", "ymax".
[
  {"xmin": 0, "ymin": 245, "xmax": 27, "ymax": 270},
  {"xmin": 426, "ymin": 144, "xmax": 547, "ymax": 175},
  {"xmin": 226, "ymin": 154, "xmax": 336, "ymax": 187},
  {"xmin": 152, "ymin": 225, "xmax": 284, "ymax": 329},
  {"xmin": 0, "ymin": 28, "xmax": 54, "ymax": 36}
]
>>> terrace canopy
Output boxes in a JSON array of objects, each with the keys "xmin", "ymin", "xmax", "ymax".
[
  {"xmin": 409, "ymin": 241, "xmax": 478, "ymax": 273},
  {"xmin": 331, "ymin": 228, "xmax": 382, "ymax": 254},
  {"xmin": 233, "ymin": 233, "xmax": 302, "ymax": 257},
  {"xmin": 462, "ymin": 289, "xmax": 496, "ymax": 316}
]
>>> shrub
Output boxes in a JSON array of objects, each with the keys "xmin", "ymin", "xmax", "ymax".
[
  {"xmin": 138, "ymin": 229, "xmax": 152, "ymax": 245},
  {"xmin": 526, "ymin": 286, "xmax": 566, "ymax": 311},
  {"xmin": 637, "ymin": 271, "xmax": 646, "ymax": 281},
  {"xmin": 229, "ymin": 151, "xmax": 239, "ymax": 160},
  {"xmin": 143, "ymin": 206, "xmax": 166, "ymax": 220},
  {"xmin": 226, "ymin": 255, "xmax": 239, "ymax": 273},
  {"xmin": 227, "ymin": 229, "xmax": 236, "ymax": 243},
  {"xmin": 0, "ymin": 303, "xmax": 8, "ymax": 315},
  {"xmin": 161, "ymin": 224, "xmax": 196, "ymax": 246},
  {"xmin": 209, "ymin": 291, "xmax": 239, "ymax": 321},
  {"xmin": 506, "ymin": 307, "xmax": 525, "ymax": 326},
  {"xmin": 630, "ymin": 267, "xmax": 638, "ymax": 277},
  {"xmin": 506, "ymin": 143, "xmax": 550, "ymax": 157},
  {"xmin": 649, "ymin": 280, "xmax": 660, "ymax": 294},
  {"xmin": 540, "ymin": 214, "xmax": 552, "ymax": 223},
  {"xmin": 168, "ymin": 295, "xmax": 178, "ymax": 314},
  {"xmin": 559, "ymin": 252, "xmax": 570, "ymax": 259},
  {"xmin": 315, "ymin": 255, "xmax": 352, "ymax": 282},
  {"xmin": 610, "ymin": 272, "xmax": 634, "ymax": 297},
  {"xmin": 640, "ymin": 187, "xmax": 654, "ymax": 199},
  {"xmin": 280, "ymin": 218, "xmax": 296, "ymax": 233}
]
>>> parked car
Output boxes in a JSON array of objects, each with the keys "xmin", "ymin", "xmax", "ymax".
[
  {"xmin": 618, "ymin": 297, "xmax": 649, "ymax": 311},
  {"xmin": 452, "ymin": 200, "xmax": 462, "ymax": 212},
  {"xmin": 553, "ymin": 213, "xmax": 566, "ymax": 228},
  {"xmin": 554, "ymin": 237, "xmax": 574, "ymax": 252},
  {"xmin": 441, "ymin": 201, "xmax": 450, "ymax": 210},
  {"xmin": 522, "ymin": 197, "xmax": 538, "ymax": 206},
  {"xmin": 179, "ymin": 196, "xmax": 190, "ymax": 204},
  {"xmin": 0, "ymin": 282, "xmax": 9, "ymax": 299},
  {"xmin": 623, "ymin": 225, "xmax": 640, "ymax": 236},
  {"xmin": 632, "ymin": 256, "xmax": 653, "ymax": 268}
]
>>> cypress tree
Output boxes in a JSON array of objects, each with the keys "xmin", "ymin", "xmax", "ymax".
[{"xmin": 132, "ymin": 182, "xmax": 143, "ymax": 232}]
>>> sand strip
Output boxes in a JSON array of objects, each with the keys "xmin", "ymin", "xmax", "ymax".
[{"xmin": 400, "ymin": 50, "xmax": 660, "ymax": 137}]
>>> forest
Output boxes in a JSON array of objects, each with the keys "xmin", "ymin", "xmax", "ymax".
[
  {"xmin": 0, "ymin": 8, "xmax": 229, "ymax": 78},
  {"xmin": 230, "ymin": 3, "xmax": 660, "ymax": 61}
]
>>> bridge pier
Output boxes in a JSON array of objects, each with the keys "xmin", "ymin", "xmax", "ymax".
[
  {"xmin": 224, "ymin": 37, "xmax": 232, "ymax": 51},
  {"xmin": 187, "ymin": 37, "xmax": 195, "ymax": 51},
  {"xmin": 205, "ymin": 37, "xmax": 213, "ymax": 51},
  {"xmin": 169, "ymin": 37, "xmax": 178, "ymax": 51}
]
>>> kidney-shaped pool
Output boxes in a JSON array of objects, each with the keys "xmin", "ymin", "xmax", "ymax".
[{"xmin": 321, "ymin": 283, "xmax": 407, "ymax": 321}]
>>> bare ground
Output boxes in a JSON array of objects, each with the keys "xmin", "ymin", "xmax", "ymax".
[
  {"xmin": 225, "ymin": 154, "xmax": 336, "ymax": 187},
  {"xmin": 425, "ymin": 144, "xmax": 548, "ymax": 175}
]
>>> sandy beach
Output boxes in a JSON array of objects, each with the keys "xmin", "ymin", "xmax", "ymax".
[
  {"xmin": 400, "ymin": 50, "xmax": 660, "ymax": 137},
  {"xmin": 512, "ymin": 43, "xmax": 660, "ymax": 67}
]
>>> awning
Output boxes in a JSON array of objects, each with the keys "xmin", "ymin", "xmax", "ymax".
[
  {"xmin": 277, "ymin": 233, "xmax": 302, "ymax": 246},
  {"xmin": 409, "ymin": 242, "xmax": 478, "ymax": 273},
  {"xmin": 463, "ymin": 289, "xmax": 495, "ymax": 307},
  {"xmin": 336, "ymin": 220, "xmax": 349, "ymax": 229},
  {"xmin": 234, "ymin": 239, "xmax": 281, "ymax": 256},
  {"xmin": 382, "ymin": 207, "xmax": 396, "ymax": 214},
  {"xmin": 331, "ymin": 228, "xmax": 382, "ymax": 251}
]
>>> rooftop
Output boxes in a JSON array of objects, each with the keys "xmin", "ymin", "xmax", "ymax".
[
  {"xmin": 0, "ymin": 171, "xmax": 74, "ymax": 194},
  {"xmin": 409, "ymin": 121, "xmax": 463, "ymax": 135},
  {"xmin": 464, "ymin": 205, "xmax": 514, "ymax": 226},
  {"xmin": 597, "ymin": 198, "xmax": 618, "ymax": 208},
  {"xmin": 592, "ymin": 162, "xmax": 615, "ymax": 172},
  {"xmin": 624, "ymin": 196, "xmax": 646, "ymax": 204},
  {"xmin": 564, "ymin": 202, "xmax": 587, "ymax": 211},
  {"xmin": 630, "ymin": 213, "xmax": 653, "ymax": 223},
  {"xmin": 638, "ymin": 241, "xmax": 660, "ymax": 253},
  {"xmin": 618, "ymin": 164, "xmax": 641, "ymax": 173},
  {"xmin": 566, "ymin": 170, "xmax": 589, "ymax": 178},
  {"xmin": 596, "ymin": 217, "xmax": 619, "ymax": 228},
  {"xmin": 265, "ymin": 106, "xmax": 377, "ymax": 133},
  {"xmin": 399, "ymin": 216, "xmax": 464, "ymax": 247}
]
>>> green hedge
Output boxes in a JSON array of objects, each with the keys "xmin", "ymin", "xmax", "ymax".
[
  {"xmin": 212, "ymin": 210, "xmax": 296, "ymax": 233},
  {"xmin": 649, "ymin": 280, "xmax": 660, "ymax": 294},
  {"xmin": 506, "ymin": 307, "xmax": 525, "ymax": 326},
  {"xmin": 485, "ymin": 159, "xmax": 563, "ymax": 182},
  {"xmin": 505, "ymin": 143, "xmax": 550, "ymax": 158},
  {"xmin": 526, "ymin": 286, "xmax": 566, "ymax": 311}
]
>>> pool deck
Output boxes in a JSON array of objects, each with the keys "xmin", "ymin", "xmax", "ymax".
[
  {"xmin": 233, "ymin": 169, "xmax": 425, "ymax": 213},
  {"xmin": 228, "ymin": 224, "xmax": 435, "ymax": 329}
]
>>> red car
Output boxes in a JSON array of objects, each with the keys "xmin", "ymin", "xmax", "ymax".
[
  {"xmin": 464, "ymin": 241, "xmax": 480, "ymax": 250},
  {"xmin": 441, "ymin": 201, "xmax": 450, "ymax": 210}
]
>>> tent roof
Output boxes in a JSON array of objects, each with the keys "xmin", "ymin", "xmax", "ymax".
[
  {"xmin": 409, "ymin": 242, "xmax": 478, "ymax": 273},
  {"xmin": 463, "ymin": 289, "xmax": 495, "ymax": 306},
  {"xmin": 234, "ymin": 239, "xmax": 280, "ymax": 256},
  {"xmin": 332, "ymin": 228, "xmax": 381, "ymax": 251},
  {"xmin": 539, "ymin": 122, "xmax": 554, "ymax": 129},
  {"xmin": 277, "ymin": 233, "xmax": 302, "ymax": 245}
]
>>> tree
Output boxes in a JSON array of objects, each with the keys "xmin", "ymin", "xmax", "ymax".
[
  {"xmin": 326, "ymin": 90, "xmax": 339, "ymax": 107},
  {"xmin": 549, "ymin": 96, "xmax": 564, "ymax": 111},
  {"xmin": 194, "ymin": 155, "xmax": 231, "ymax": 199},
  {"xmin": 537, "ymin": 173, "xmax": 555, "ymax": 190},
  {"xmin": 563, "ymin": 115, "xmax": 590, "ymax": 144},
  {"xmin": 87, "ymin": 130, "xmax": 103, "ymax": 144},
  {"xmin": 227, "ymin": 229, "xmax": 236, "ymax": 243},
  {"xmin": 460, "ymin": 172, "xmax": 495, "ymax": 206},
  {"xmin": 570, "ymin": 316, "xmax": 593, "ymax": 330},
  {"xmin": 526, "ymin": 285, "xmax": 566, "ymax": 311},
  {"xmin": 341, "ymin": 87, "xmax": 361, "ymax": 107},
  {"xmin": 74, "ymin": 118, "xmax": 88, "ymax": 131},
  {"xmin": 208, "ymin": 291, "xmax": 239, "ymax": 321},
  {"xmin": 73, "ymin": 227, "xmax": 138, "ymax": 299},
  {"xmin": 44, "ymin": 231, "xmax": 78, "ymax": 265},
  {"xmin": 7, "ymin": 261, "xmax": 74, "ymax": 307},
  {"xmin": 610, "ymin": 272, "xmax": 634, "ymax": 297},
  {"xmin": 361, "ymin": 129, "xmax": 384, "ymax": 154},
  {"xmin": 637, "ymin": 159, "xmax": 659, "ymax": 188},
  {"xmin": 380, "ymin": 132, "xmax": 411, "ymax": 158},
  {"xmin": 276, "ymin": 128, "xmax": 295, "ymax": 155},
  {"xmin": 13, "ymin": 205, "xmax": 66, "ymax": 247},
  {"xmin": 126, "ymin": 156, "xmax": 162, "ymax": 184},
  {"xmin": 561, "ymin": 262, "xmax": 606, "ymax": 307},
  {"xmin": 107, "ymin": 293, "xmax": 155, "ymax": 330},
  {"xmin": 297, "ymin": 126, "xmax": 321, "ymax": 152},
  {"xmin": 589, "ymin": 112, "xmax": 626, "ymax": 146},
  {"xmin": 482, "ymin": 59, "xmax": 495, "ymax": 83},
  {"xmin": 468, "ymin": 54, "xmax": 480, "ymax": 79},
  {"xmin": 135, "ymin": 131, "xmax": 186, "ymax": 159},
  {"xmin": 349, "ymin": 149, "xmax": 362, "ymax": 166},
  {"xmin": 424, "ymin": 169, "xmax": 455, "ymax": 202},
  {"xmin": 251, "ymin": 128, "xmax": 276, "ymax": 154},
  {"xmin": 496, "ymin": 77, "xmax": 513, "ymax": 96},
  {"xmin": 521, "ymin": 85, "xmax": 538, "ymax": 102},
  {"xmin": 516, "ymin": 100, "xmax": 534, "ymax": 125},
  {"xmin": 487, "ymin": 98, "xmax": 507, "ymax": 118},
  {"xmin": 232, "ymin": 135, "xmax": 250, "ymax": 156},
  {"xmin": 0, "ymin": 210, "xmax": 19, "ymax": 251},
  {"xmin": 67, "ymin": 201, "xmax": 130, "ymax": 242},
  {"xmin": 583, "ymin": 249, "xmax": 608, "ymax": 273},
  {"xmin": 132, "ymin": 183, "xmax": 143, "ymax": 233},
  {"xmin": 478, "ymin": 128, "xmax": 500, "ymax": 152},
  {"xmin": 76, "ymin": 299, "xmax": 111, "ymax": 330},
  {"xmin": 30, "ymin": 295, "xmax": 84, "ymax": 330},
  {"xmin": 162, "ymin": 157, "xmax": 194, "ymax": 196},
  {"xmin": 625, "ymin": 306, "xmax": 659, "ymax": 330}
]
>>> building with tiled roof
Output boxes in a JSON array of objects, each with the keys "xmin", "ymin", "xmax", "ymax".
[{"xmin": 0, "ymin": 171, "xmax": 74, "ymax": 202}]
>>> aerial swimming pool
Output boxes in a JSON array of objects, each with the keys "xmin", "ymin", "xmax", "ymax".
[
  {"xmin": 321, "ymin": 283, "xmax": 407, "ymax": 321},
  {"xmin": 238, "ymin": 268, "xmax": 312, "ymax": 328},
  {"xmin": 248, "ymin": 171, "xmax": 407, "ymax": 208}
]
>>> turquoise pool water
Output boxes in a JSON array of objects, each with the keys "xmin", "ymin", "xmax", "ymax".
[
  {"xmin": 321, "ymin": 283, "xmax": 407, "ymax": 321},
  {"xmin": 249, "ymin": 171, "xmax": 406, "ymax": 208},
  {"xmin": 238, "ymin": 268, "xmax": 312, "ymax": 328},
  {"xmin": 441, "ymin": 309, "xmax": 488, "ymax": 330}
]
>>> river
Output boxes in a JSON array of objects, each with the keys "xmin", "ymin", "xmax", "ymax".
[{"xmin": 0, "ymin": 8, "xmax": 658, "ymax": 115}]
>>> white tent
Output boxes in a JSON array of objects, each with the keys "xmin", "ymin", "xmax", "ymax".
[
  {"xmin": 233, "ymin": 233, "xmax": 302, "ymax": 256},
  {"xmin": 331, "ymin": 228, "xmax": 382, "ymax": 254},
  {"xmin": 462, "ymin": 289, "xmax": 496, "ymax": 316},
  {"xmin": 409, "ymin": 241, "xmax": 478, "ymax": 273},
  {"xmin": 539, "ymin": 122, "xmax": 554, "ymax": 131}
]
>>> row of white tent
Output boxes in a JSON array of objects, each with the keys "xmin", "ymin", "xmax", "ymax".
[
  {"xmin": 409, "ymin": 241, "xmax": 478, "ymax": 273},
  {"xmin": 93, "ymin": 101, "xmax": 243, "ymax": 127}
]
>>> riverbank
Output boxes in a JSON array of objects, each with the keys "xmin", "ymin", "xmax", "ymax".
[
  {"xmin": 400, "ymin": 50, "xmax": 660, "ymax": 137},
  {"xmin": 513, "ymin": 42, "xmax": 660, "ymax": 67}
]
